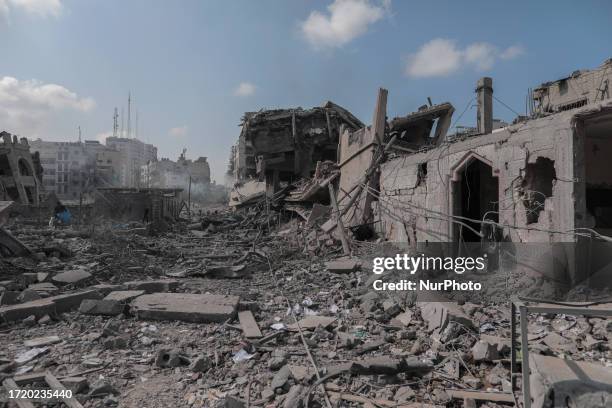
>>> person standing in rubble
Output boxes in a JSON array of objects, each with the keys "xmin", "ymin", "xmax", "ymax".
[{"xmin": 50, "ymin": 201, "xmax": 71, "ymax": 227}]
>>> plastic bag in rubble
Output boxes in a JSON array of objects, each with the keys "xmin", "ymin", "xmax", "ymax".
[{"xmin": 232, "ymin": 349, "xmax": 255, "ymax": 363}]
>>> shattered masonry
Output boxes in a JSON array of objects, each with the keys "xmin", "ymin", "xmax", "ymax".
[
  {"xmin": 0, "ymin": 131, "xmax": 42, "ymax": 206},
  {"xmin": 1, "ymin": 59, "xmax": 612, "ymax": 408}
]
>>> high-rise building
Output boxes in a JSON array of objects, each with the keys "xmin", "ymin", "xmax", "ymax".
[
  {"xmin": 30, "ymin": 139, "xmax": 123, "ymax": 200},
  {"xmin": 104, "ymin": 137, "xmax": 157, "ymax": 188}
]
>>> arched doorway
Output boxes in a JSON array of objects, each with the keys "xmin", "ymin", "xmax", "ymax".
[{"xmin": 451, "ymin": 153, "xmax": 499, "ymax": 243}]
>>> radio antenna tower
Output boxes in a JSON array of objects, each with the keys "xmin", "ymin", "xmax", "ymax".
[
  {"xmin": 127, "ymin": 92, "xmax": 132, "ymax": 138},
  {"xmin": 113, "ymin": 108, "xmax": 119, "ymax": 137}
]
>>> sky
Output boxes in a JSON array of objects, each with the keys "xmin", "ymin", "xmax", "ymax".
[{"xmin": 1, "ymin": 0, "xmax": 611, "ymax": 183}]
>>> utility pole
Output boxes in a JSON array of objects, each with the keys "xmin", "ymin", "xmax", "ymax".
[
  {"xmin": 135, "ymin": 109, "xmax": 139, "ymax": 140},
  {"xmin": 188, "ymin": 176, "xmax": 192, "ymax": 219},
  {"xmin": 121, "ymin": 107, "xmax": 125, "ymax": 137},
  {"xmin": 78, "ymin": 126, "xmax": 82, "ymax": 143}
]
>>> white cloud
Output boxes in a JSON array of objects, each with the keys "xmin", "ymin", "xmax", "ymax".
[
  {"xmin": 301, "ymin": 0, "xmax": 389, "ymax": 49},
  {"xmin": 404, "ymin": 39, "xmax": 462, "ymax": 78},
  {"xmin": 500, "ymin": 44, "xmax": 525, "ymax": 60},
  {"xmin": 0, "ymin": 0, "xmax": 62, "ymax": 20},
  {"xmin": 168, "ymin": 125, "xmax": 188, "ymax": 138},
  {"xmin": 405, "ymin": 39, "xmax": 525, "ymax": 78},
  {"xmin": 464, "ymin": 42, "xmax": 498, "ymax": 71},
  {"xmin": 233, "ymin": 82, "xmax": 256, "ymax": 97},
  {"xmin": 0, "ymin": 76, "xmax": 95, "ymax": 137}
]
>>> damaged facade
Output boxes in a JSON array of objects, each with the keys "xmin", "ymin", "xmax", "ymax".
[
  {"xmin": 141, "ymin": 152, "xmax": 211, "ymax": 189},
  {"xmin": 93, "ymin": 187, "xmax": 184, "ymax": 223},
  {"xmin": 2, "ymin": 61, "xmax": 612, "ymax": 408},
  {"xmin": 0, "ymin": 132, "xmax": 42, "ymax": 206},
  {"xmin": 325, "ymin": 60, "xmax": 612, "ymax": 288},
  {"xmin": 228, "ymin": 101, "xmax": 363, "ymax": 195}
]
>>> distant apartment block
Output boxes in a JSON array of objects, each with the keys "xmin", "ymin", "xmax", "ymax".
[
  {"xmin": 105, "ymin": 137, "xmax": 157, "ymax": 188},
  {"xmin": 141, "ymin": 152, "xmax": 210, "ymax": 189},
  {"xmin": 30, "ymin": 139, "xmax": 124, "ymax": 200}
]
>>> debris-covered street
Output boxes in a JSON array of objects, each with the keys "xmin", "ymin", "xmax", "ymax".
[
  {"xmin": 2, "ymin": 3, "xmax": 612, "ymax": 406},
  {"xmin": 2, "ymin": 196, "xmax": 612, "ymax": 407}
]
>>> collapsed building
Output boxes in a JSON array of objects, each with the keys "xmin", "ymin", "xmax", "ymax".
[
  {"xmin": 1, "ymin": 61, "xmax": 612, "ymax": 408},
  {"xmin": 93, "ymin": 187, "xmax": 184, "ymax": 223},
  {"xmin": 0, "ymin": 132, "xmax": 42, "ymax": 206},
  {"xmin": 228, "ymin": 101, "xmax": 364, "ymax": 206},
  {"xmin": 142, "ymin": 151, "xmax": 211, "ymax": 189},
  {"xmin": 325, "ymin": 60, "xmax": 612, "ymax": 285}
]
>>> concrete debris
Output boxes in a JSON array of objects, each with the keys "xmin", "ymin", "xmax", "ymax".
[
  {"xmin": 79, "ymin": 299, "xmax": 125, "ymax": 316},
  {"xmin": 237, "ymin": 310, "xmax": 262, "ymax": 339},
  {"xmin": 23, "ymin": 335, "xmax": 61, "ymax": 348},
  {"xmin": 471, "ymin": 340, "xmax": 499, "ymax": 362},
  {"xmin": 419, "ymin": 299, "xmax": 475, "ymax": 333},
  {"xmin": 530, "ymin": 354, "xmax": 612, "ymax": 408},
  {"xmin": 131, "ymin": 293, "xmax": 239, "ymax": 323},
  {"xmin": 1, "ymin": 63, "xmax": 612, "ymax": 407},
  {"xmin": 287, "ymin": 315, "xmax": 336, "ymax": 331},
  {"xmin": 325, "ymin": 259, "xmax": 360, "ymax": 273},
  {"xmin": 52, "ymin": 269, "xmax": 92, "ymax": 285}
]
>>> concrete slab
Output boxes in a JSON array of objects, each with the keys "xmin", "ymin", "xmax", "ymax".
[
  {"xmin": 287, "ymin": 316, "xmax": 336, "ymax": 331},
  {"xmin": 28, "ymin": 282, "xmax": 59, "ymax": 296},
  {"xmin": 103, "ymin": 290, "xmax": 145, "ymax": 303},
  {"xmin": 530, "ymin": 354, "xmax": 612, "ymax": 408},
  {"xmin": 24, "ymin": 335, "xmax": 61, "ymax": 348},
  {"xmin": 123, "ymin": 280, "xmax": 179, "ymax": 294},
  {"xmin": 131, "ymin": 293, "xmax": 239, "ymax": 323},
  {"xmin": 50, "ymin": 290, "xmax": 103, "ymax": 313},
  {"xmin": 325, "ymin": 259, "xmax": 360, "ymax": 273},
  {"xmin": 79, "ymin": 299, "xmax": 125, "ymax": 316},
  {"xmin": 0, "ymin": 298, "xmax": 56, "ymax": 322},
  {"xmin": 418, "ymin": 300, "xmax": 474, "ymax": 333},
  {"xmin": 90, "ymin": 284, "xmax": 124, "ymax": 296},
  {"xmin": 238, "ymin": 310, "xmax": 262, "ymax": 338},
  {"xmin": 52, "ymin": 269, "xmax": 92, "ymax": 285}
]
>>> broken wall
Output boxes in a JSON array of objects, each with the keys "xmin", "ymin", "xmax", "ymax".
[
  {"xmin": 0, "ymin": 132, "xmax": 41, "ymax": 206},
  {"xmin": 94, "ymin": 189, "xmax": 182, "ymax": 222},
  {"xmin": 533, "ymin": 58, "xmax": 612, "ymax": 114},
  {"xmin": 377, "ymin": 106, "xmax": 591, "ymax": 282}
]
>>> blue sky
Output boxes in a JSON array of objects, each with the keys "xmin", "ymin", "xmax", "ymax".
[{"xmin": 1, "ymin": 0, "xmax": 611, "ymax": 182}]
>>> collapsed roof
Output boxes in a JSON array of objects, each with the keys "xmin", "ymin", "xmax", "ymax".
[{"xmin": 240, "ymin": 101, "xmax": 364, "ymax": 183}]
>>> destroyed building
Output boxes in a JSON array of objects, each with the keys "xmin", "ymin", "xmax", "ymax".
[
  {"xmin": 93, "ymin": 187, "xmax": 184, "ymax": 223},
  {"xmin": 323, "ymin": 60, "xmax": 612, "ymax": 286},
  {"xmin": 2, "ymin": 61, "xmax": 612, "ymax": 408},
  {"xmin": 532, "ymin": 57, "xmax": 612, "ymax": 114},
  {"xmin": 0, "ymin": 132, "xmax": 42, "ymax": 206},
  {"xmin": 142, "ymin": 152, "xmax": 211, "ymax": 189},
  {"xmin": 229, "ymin": 101, "xmax": 364, "ymax": 192}
]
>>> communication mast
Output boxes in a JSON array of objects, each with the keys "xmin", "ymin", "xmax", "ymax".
[
  {"xmin": 127, "ymin": 92, "xmax": 132, "ymax": 138},
  {"xmin": 113, "ymin": 107, "xmax": 119, "ymax": 137}
]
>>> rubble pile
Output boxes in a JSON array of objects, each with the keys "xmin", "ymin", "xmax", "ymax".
[
  {"xmin": 0, "ymin": 207, "xmax": 611, "ymax": 408},
  {"xmin": 4, "ymin": 64, "xmax": 612, "ymax": 406}
]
